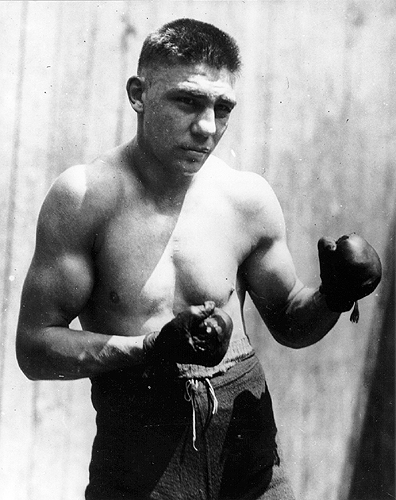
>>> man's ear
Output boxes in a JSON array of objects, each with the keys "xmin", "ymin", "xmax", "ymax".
[{"xmin": 126, "ymin": 76, "xmax": 145, "ymax": 113}]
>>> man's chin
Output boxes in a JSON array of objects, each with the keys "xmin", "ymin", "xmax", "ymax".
[
  {"xmin": 181, "ymin": 157, "xmax": 208, "ymax": 176},
  {"xmin": 183, "ymin": 166, "xmax": 202, "ymax": 176}
]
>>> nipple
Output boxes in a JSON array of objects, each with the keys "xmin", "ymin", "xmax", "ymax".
[{"xmin": 110, "ymin": 291, "xmax": 120, "ymax": 304}]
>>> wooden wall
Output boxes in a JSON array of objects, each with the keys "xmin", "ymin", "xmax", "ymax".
[{"xmin": 0, "ymin": 1, "xmax": 394, "ymax": 499}]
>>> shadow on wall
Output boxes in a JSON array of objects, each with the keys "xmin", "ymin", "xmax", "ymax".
[{"xmin": 346, "ymin": 211, "xmax": 395, "ymax": 500}]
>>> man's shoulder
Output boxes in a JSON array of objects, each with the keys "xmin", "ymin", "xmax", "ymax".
[
  {"xmin": 202, "ymin": 156, "xmax": 279, "ymax": 210},
  {"xmin": 40, "ymin": 152, "xmax": 130, "ymax": 239},
  {"xmin": 50, "ymin": 149, "xmax": 128, "ymax": 210},
  {"xmin": 201, "ymin": 156, "xmax": 286, "ymax": 241}
]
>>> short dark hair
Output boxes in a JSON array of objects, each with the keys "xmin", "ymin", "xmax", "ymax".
[{"xmin": 138, "ymin": 18, "xmax": 241, "ymax": 75}]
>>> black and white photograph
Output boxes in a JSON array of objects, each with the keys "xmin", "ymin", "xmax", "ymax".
[{"xmin": 0, "ymin": 2, "xmax": 394, "ymax": 499}]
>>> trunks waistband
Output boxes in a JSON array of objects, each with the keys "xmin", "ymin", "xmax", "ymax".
[{"xmin": 175, "ymin": 336, "xmax": 254, "ymax": 379}]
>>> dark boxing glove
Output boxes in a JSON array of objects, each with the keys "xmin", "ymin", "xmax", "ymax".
[
  {"xmin": 143, "ymin": 301, "xmax": 233, "ymax": 367},
  {"xmin": 318, "ymin": 233, "xmax": 382, "ymax": 322}
]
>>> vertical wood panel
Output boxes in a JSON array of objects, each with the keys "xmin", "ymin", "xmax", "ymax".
[
  {"xmin": 0, "ymin": 0, "xmax": 28, "ymax": 415},
  {"xmin": 0, "ymin": 1, "xmax": 394, "ymax": 499},
  {"xmin": 0, "ymin": 4, "xmax": 39, "ymax": 499},
  {"xmin": 345, "ymin": 213, "xmax": 395, "ymax": 500}
]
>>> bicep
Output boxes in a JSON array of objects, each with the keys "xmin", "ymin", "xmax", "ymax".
[
  {"xmin": 17, "ymin": 171, "xmax": 96, "ymax": 334},
  {"xmin": 19, "ymin": 250, "xmax": 94, "ymax": 331},
  {"xmin": 241, "ymin": 236, "xmax": 300, "ymax": 324}
]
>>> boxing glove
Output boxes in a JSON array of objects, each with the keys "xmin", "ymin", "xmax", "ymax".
[
  {"xmin": 143, "ymin": 301, "xmax": 233, "ymax": 367},
  {"xmin": 318, "ymin": 233, "xmax": 382, "ymax": 322}
]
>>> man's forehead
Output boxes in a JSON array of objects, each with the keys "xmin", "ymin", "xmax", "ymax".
[{"xmin": 147, "ymin": 63, "xmax": 237, "ymax": 100}]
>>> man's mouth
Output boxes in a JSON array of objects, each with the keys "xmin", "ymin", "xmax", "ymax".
[
  {"xmin": 181, "ymin": 146, "xmax": 211, "ymax": 157},
  {"xmin": 182, "ymin": 144, "xmax": 210, "ymax": 153}
]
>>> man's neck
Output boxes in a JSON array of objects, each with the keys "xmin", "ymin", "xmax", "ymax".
[{"xmin": 125, "ymin": 138, "xmax": 194, "ymax": 211}]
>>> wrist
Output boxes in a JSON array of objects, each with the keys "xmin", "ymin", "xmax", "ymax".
[
  {"xmin": 142, "ymin": 331, "xmax": 160, "ymax": 360},
  {"xmin": 319, "ymin": 285, "xmax": 354, "ymax": 312}
]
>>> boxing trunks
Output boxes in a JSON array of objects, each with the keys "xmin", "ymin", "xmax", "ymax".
[{"xmin": 85, "ymin": 337, "xmax": 295, "ymax": 499}]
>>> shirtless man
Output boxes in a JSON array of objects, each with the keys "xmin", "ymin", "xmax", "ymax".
[{"xmin": 16, "ymin": 18, "xmax": 381, "ymax": 500}]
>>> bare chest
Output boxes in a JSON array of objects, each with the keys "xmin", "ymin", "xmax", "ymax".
[{"xmin": 93, "ymin": 198, "xmax": 247, "ymax": 315}]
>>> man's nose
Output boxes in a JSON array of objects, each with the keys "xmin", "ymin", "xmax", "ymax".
[{"xmin": 191, "ymin": 108, "xmax": 216, "ymax": 137}]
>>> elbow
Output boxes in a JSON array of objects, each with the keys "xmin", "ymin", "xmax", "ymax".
[
  {"xmin": 15, "ymin": 331, "xmax": 44, "ymax": 381},
  {"xmin": 270, "ymin": 331, "xmax": 306, "ymax": 349},
  {"xmin": 16, "ymin": 359, "xmax": 39, "ymax": 381},
  {"xmin": 16, "ymin": 346, "xmax": 40, "ymax": 381},
  {"xmin": 20, "ymin": 368, "xmax": 40, "ymax": 382},
  {"xmin": 268, "ymin": 325, "xmax": 316, "ymax": 349}
]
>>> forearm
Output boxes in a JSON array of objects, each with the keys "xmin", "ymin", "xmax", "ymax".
[
  {"xmin": 16, "ymin": 326, "xmax": 146, "ymax": 381},
  {"xmin": 263, "ymin": 285, "xmax": 341, "ymax": 349}
]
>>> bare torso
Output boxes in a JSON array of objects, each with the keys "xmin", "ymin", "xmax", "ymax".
[
  {"xmin": 16, "ymin": 59, "xmax": 338, "ymax": 384},
  {"xmin": 79, "ymin": 146, "xmax": 257, "ymax": 343}
]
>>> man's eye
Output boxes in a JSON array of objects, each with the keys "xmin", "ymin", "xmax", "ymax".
[
  {"xmin": 215, "ymin": 105, "xmax": 232, "ymax": 119},
  {"xmin": 178, "ymin": 97, "xmax": 196, "ymax": 106}
]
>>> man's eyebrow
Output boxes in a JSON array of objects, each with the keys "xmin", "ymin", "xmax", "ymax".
[
  {"xmin": 170, "ymin": 88, "xmax": 237, "ymax": 106},
  {"xmin": 219, "ymin": 96, "xmax": 237, "ymax": 108}
]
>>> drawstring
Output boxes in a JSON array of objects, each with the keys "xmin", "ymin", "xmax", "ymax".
[
  {"xmin": 185, "ymin": 379, "xmax": 199, "ymax": 450},
  {"xmin": 204, "ymin": 378, "xmax": 218, "ymax": 430},
  {"xmin": 184, "ymin": 378, "xmax": 218, "ymax": 451}
]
